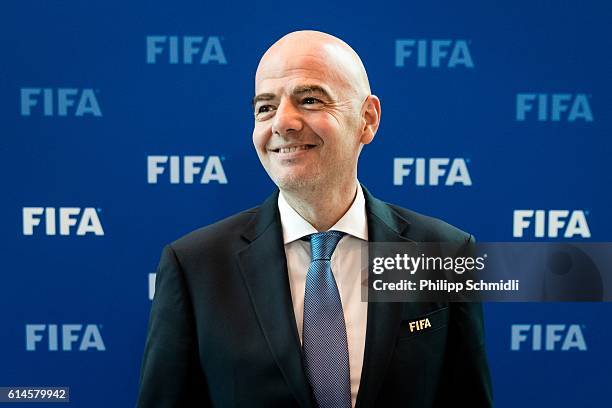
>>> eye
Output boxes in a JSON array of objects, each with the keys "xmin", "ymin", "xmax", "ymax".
[
  {"xmin": 255, "ymin": 104, "xmax": 277, "ymax": 122},
  {"xmin": 302, "ymin": 97, "xmax": 321, "ymax": 105},
  {"xmin": 255, "ymin": 105, "xmax": 276, "ymax": 120},
  {"xmin": 257, "ymin": 105, "xmax": 275, "ymax": 114}
]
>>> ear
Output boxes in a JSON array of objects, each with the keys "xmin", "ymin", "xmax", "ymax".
[{"xmin": 359, "ymin": 95, "xmax": 381, "ymax": 145}]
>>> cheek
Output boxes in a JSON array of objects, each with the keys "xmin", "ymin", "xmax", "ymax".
[
  {"xmin": 252, "ymin": 126, "xmax": 269, "ymax": 152},
  {"xmin": 311, "ymin": 116, "xmax": 359, "ymax": 153},
  {"xmin": 307, "ymin": 114, "xmax": 342, "ymax": 142}
]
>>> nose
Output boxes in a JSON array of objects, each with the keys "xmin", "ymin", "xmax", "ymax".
[{"xmin": 271, "ymin": 98, "xmax": 303, "ymax": 136}]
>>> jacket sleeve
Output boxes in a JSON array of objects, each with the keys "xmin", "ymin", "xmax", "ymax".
[
  {"xmin": 433, "ymin": 235, "xmax": 494, "ymax": 407},
  {"xmin": 136, "ymin": 245, "xmax": 212, "ymax": 408}
]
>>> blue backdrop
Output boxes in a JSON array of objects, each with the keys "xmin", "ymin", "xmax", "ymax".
[{"xmin": 1, "ymin": 0, "xmax": 611, "ymax": 406}]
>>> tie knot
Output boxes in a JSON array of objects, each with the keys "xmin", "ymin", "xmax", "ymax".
[{"xmin": 306, "ymin": 230, "xmax": 346, "ymax": 260}]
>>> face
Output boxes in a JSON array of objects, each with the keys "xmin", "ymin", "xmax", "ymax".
[{"xmin": 252, "ymin": 42, "xmax": 370, "ymax": 193}]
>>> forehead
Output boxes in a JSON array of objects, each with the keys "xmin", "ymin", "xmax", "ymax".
[{"xmin": 255, "ymin": 45, "xmax": 354, "ymax": 96}]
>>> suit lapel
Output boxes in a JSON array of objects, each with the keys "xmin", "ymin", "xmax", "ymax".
[
  {"xmin": 236, "ymin": 192, "xmax": 315, "ymax": 408},
  {"xmin": 355, "ymin": 187, "xmax": 415, "ymax": 408},
  {"xmin": 235, "ymin": 187, "xmax": 420, "ymax": 408}
]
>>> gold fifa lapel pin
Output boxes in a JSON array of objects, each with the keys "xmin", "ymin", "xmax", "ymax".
[{"xmin": 408, "ymin": 318, "xmax": 432, "ymax": 333}]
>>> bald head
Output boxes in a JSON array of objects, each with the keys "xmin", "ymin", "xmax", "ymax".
[
  {"xmin": 251, "ymin": 30, "xmax": 382, "ymax": 205},
  {"xmin": 255, "ymin": 30, "xmax": 371, "ymax": 101}
]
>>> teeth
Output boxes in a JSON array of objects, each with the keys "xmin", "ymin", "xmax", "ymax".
[{"xmin": 278, "ymin": 145, "xmax": 311, "ymax": 153}]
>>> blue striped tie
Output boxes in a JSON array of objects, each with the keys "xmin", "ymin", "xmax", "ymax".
[{"xmin": 302, "ymin": 231, "xmax": 351, "ymax": 408}]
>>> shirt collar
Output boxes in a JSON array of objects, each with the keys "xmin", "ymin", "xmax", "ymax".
[{"xmin": 277, "ymin": 182, "xmax": 368, "ymax": 245}]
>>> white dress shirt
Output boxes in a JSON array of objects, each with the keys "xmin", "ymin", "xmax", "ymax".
[{"xmin": 278, "ymin": 183, "xmax": 368, "ymax": 408}]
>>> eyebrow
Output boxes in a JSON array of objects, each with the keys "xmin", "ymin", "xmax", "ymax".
[
  {"xmin": 251, "ymin": 93, "xmax": 275, "ymax": 107},
  {"xmin": 251, "ymin": 84, "xmax": 334, "ymax": 108},
  {"xmin": 293, "ymin": 85, "xmax": 333, "ymax": 99}
]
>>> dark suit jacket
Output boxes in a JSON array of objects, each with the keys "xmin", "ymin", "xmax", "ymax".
[{"xmin": 137, "ymin": 187, "xmax": 493, "ymax": 407}]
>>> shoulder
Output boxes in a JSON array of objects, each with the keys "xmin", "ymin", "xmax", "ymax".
[
  {"xmin": 386, "ymin": 201, "xmax": 474, "ymax": 244},
  {"xmin": 168, "ymin": 206, "xmax": 258, "ymax": 258},
  {"xmin": 362, "ymin": 185, "xmax": 473, "ymax": 244}
]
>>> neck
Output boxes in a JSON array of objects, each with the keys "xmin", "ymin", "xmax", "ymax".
[{"xmin": 281, "ymin": 179, "xmax": 358, "ymax": 231}]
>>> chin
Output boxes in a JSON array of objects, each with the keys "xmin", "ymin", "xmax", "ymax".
[{"xmin": 273, "ymin": 172, "xmax": 322, "ymax": 192}]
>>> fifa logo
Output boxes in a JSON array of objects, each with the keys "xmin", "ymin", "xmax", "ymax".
[
  {"xmin": 395, "ymin": 39, "xmax": 474, "ymax": 68},
  {"xmin": 147, "ymin": 155, "xmax": 228, "ymax": 184},
  {"xmin": 511, "ymin": 324, "xmax": 587, "ymax": 351},
  {"xmin": 516, "ymin": 93, "xmax": 593, "ymax": 121},
  {"xmin": 22, "ymin": 207, "xmax": 104, "ymax": 236},
  {"xmin": 20, "ymin": 88, "xmax": 102, "ymax": 116},
  {"xmin": 146, "ymin": 36, "xmax": 227, "ymax": 64},
  {"xmin": 408, "ymin": 318, "xmax": 432, "ymax": 332},
  {"xmin": 26, "ymin": 324, "xmax": 106, "ymax": 351},
  {"xmin": 393, "ymin": 158, "xmax": 472, "ymax": 186},
  {"xmin": 513, "ymin": 210, "xmax": 590, "ymax": 238}
]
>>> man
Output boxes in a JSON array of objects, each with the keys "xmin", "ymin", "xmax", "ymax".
[{"xmin": 137, "ymin": 30, "xmax": 493, "ymax": 407}]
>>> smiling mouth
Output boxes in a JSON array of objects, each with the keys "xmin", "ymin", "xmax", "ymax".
[{"xmin": 271, "ymin": 144, "xmax": 316, "ymax": 153}]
